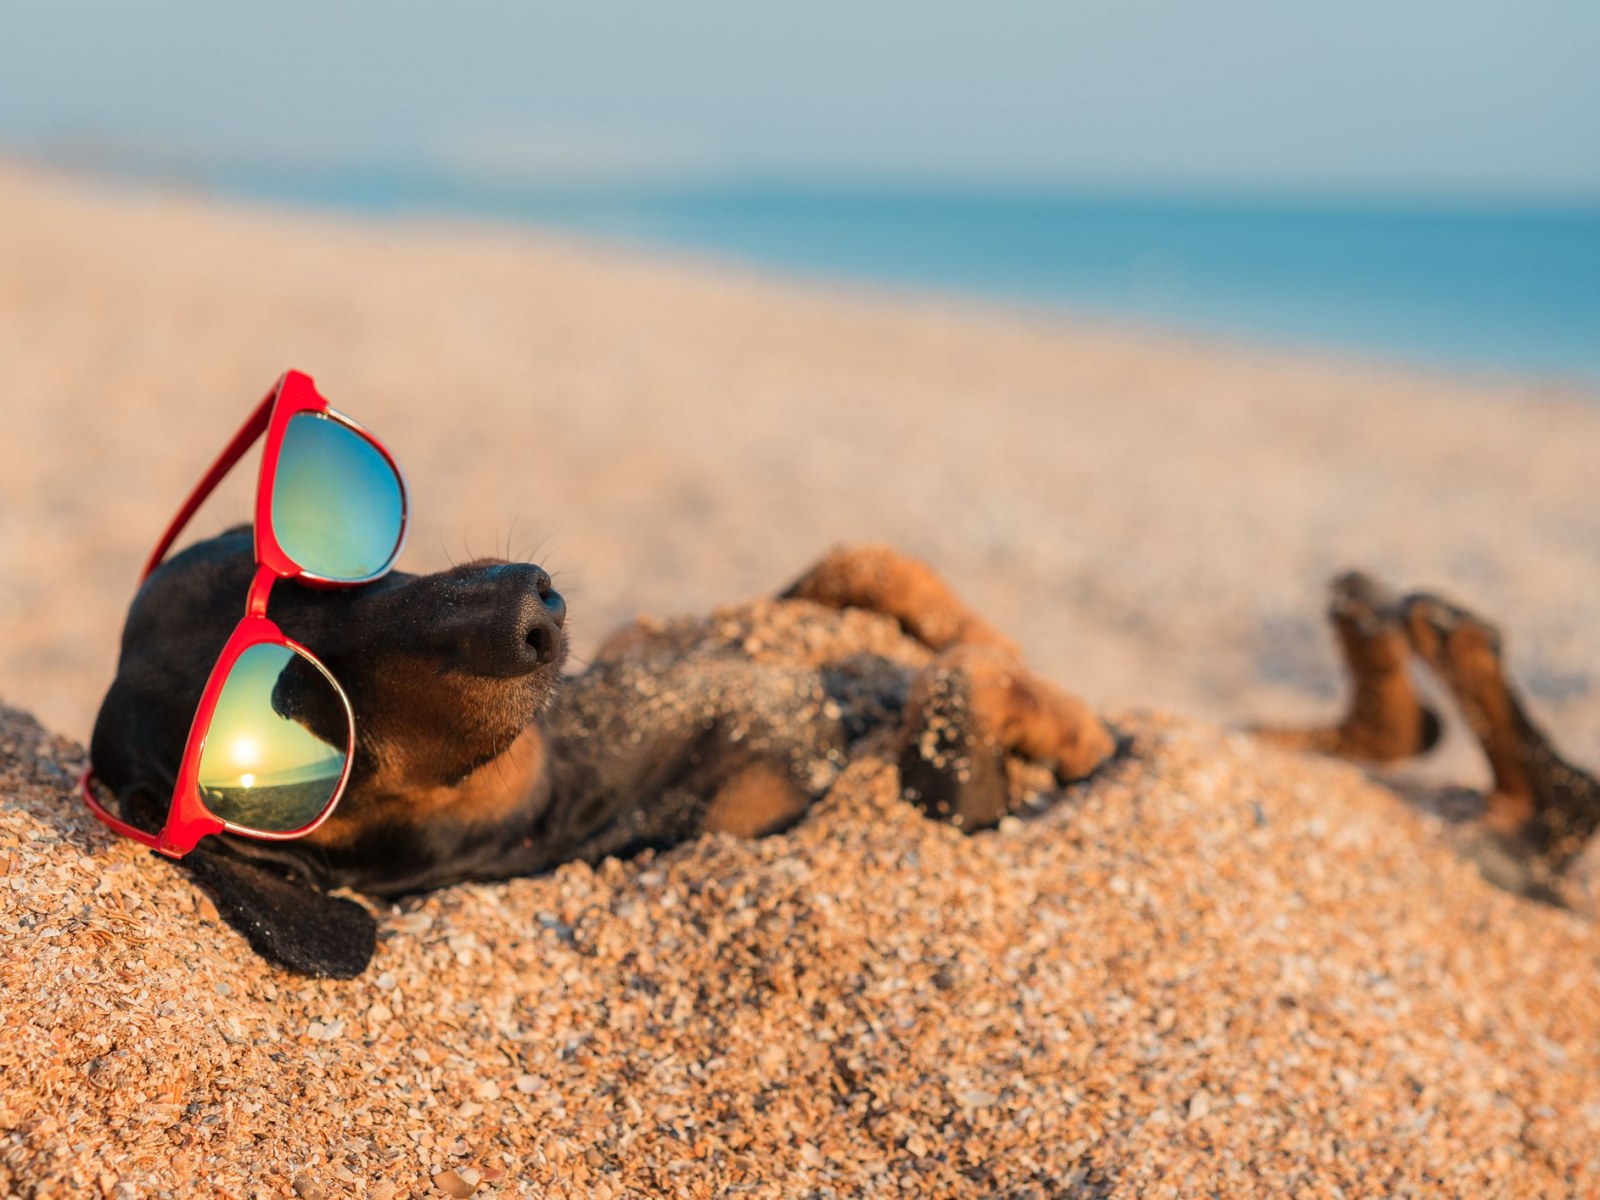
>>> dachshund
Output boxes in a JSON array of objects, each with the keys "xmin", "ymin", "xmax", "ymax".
[
  {"xmin": 90, "ymin": 532, "xmax": 1600, "ymax": 977},
  {"xmin": 89, "ymin": 530, "xmax": 1116, "ymax": 977}
]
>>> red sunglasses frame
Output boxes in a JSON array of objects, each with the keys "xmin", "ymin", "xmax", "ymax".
[{"xmin": 81, "ymin": 370, "xmax": 408, "ymax": 859}]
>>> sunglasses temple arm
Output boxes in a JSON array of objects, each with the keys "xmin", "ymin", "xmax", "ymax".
[
  {"xmin": 79, "ymin": 769, "xmax": 168, "ymax": 855},
  {"xmin": 140, "ymin": 387, "xmax": 277, "ymax": 582}
]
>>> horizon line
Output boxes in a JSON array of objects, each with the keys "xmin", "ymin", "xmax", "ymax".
[{"xmin": 8, "ymin": 137, "xmax": 1600, "ymax": 211}]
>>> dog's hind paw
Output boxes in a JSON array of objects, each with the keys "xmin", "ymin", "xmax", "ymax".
[{"xmin": 1254, "ymin": 570, "xmax": 1441, "ymax": 765}]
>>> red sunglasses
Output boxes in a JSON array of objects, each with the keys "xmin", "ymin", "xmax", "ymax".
[{"xmin": 83, "ymin": 370, "xmax": 408, "ymax": 858}]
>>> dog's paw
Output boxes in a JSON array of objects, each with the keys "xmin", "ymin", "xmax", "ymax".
[
  {"xmin": 899, "ymin": 646, "xmax": 1114, "ymax": 831},
  {"xmin": 1402, "ymin": 593, "xmax": 1504, "ymax": 685},
  {"xmin": 1254, "ymin": 570, "xmax": 1440, "ymax": 764}
]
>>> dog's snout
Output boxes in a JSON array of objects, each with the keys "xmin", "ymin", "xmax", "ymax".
[{"xmin": 435, "ymin": 562, "xmax": 568, "ymax": 677}]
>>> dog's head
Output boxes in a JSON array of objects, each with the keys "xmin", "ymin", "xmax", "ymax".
[{"xmin": 90, "ymin": 526, "xmax": 569, "ymax": 976}]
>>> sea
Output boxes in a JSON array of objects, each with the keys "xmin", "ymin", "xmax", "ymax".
[{"xmin": 193, "ymin": 166, "xmax": 1600, "ymax": 382}]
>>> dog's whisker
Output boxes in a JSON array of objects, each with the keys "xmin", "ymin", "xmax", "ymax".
[
  {"xmin": 511, "ymin": 531, "xmax": 555, "ymax": 568},
  {"xmin": 504, "ymin": 513, "xmax": 523, "ymax": 563}
]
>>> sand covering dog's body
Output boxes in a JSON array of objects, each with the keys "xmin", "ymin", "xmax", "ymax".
[{"xmin": 90, "ymin": 534, "xmax": 1113, "ymax": 975}]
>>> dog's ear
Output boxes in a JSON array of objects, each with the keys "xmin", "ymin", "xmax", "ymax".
[
  {"xmin": 180, "ymin": 849, "xmax": 378, "ymax": 979},
  {"xmin": 108, "ymin": 778, "xmax": 378, "ymax": 978}
]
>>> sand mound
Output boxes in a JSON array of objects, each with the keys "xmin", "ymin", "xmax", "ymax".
[{"xmin": 4, "ymin": 679, "xmax": 1599, "ymax": 1196}]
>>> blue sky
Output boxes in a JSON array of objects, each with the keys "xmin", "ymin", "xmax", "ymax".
[{"xmin": 1, "ymin": 1, "xmax": 1597, "ymax": 198}]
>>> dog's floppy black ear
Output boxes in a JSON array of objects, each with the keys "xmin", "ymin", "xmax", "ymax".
[
  {"xmin": 108, "ymin": 779, "xmax": 378, "ymax": 978},
  {"xmin": 180, "ymin": 849, "xmax": 378, "ymax": 979}
]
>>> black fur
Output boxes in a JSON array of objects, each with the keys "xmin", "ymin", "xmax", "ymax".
[{"xmin": 184, "ymin": 850, "xmax": 377, "ymax": 979}]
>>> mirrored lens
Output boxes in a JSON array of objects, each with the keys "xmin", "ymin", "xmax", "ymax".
[
  {"xmin": 272, "ymin": 412, "xmax": 404, "ymax": 581},
  {"xmin": 197, "ymin": 642, "xmax": 349, "ymax": 833}
]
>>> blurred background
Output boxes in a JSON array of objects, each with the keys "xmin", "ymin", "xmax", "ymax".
[
  {"xmin": 3, "ymin": 1, "xmax": 1597, "ymax": 376},
  {"xmin": 0, "ymin": 2, "xmax": 1597, "ymax": 777}
]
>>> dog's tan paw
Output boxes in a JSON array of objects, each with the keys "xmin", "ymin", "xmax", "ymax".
[
  {"xmin": 1254, "ymin": 570, "xmax": 1440, "ymax": 764},
  {"xmin": 899, "ymin": 645, "xmax": 1114, "ymax": 831}
]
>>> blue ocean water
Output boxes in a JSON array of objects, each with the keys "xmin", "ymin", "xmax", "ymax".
[{"xmin": 202, "ymin": 167, "xmax": 1600, "ymax": 380}]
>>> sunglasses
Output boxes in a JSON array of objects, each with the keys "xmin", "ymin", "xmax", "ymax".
[{"xmin": 82, "ymin": 370, "xmax": 408, "ymax": 858}]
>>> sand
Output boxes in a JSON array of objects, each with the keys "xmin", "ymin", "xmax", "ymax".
[{"xmin": 2, "ymin": 160, "xmax": 1600, "ymax": 1196}]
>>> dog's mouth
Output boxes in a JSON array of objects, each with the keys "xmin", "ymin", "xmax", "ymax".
[
  {"xmin": 441, "ymin": 677, "xmax": 557, "ymax": 784},
  {"xmin": 358, "ymin": 651, "xmax": 565, "ymax": 778}
]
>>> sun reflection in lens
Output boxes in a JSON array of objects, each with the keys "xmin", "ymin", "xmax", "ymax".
[
  {"xmin": 196, "ymin": 643, "xmax": 349, "ymax": 833},
  {"xmin": 231, "ymin": 735, "xmax": 261, "ymax": 768}
]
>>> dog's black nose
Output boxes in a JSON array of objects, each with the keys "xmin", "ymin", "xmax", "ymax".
[
  {"xmin": 438, "ymin": 562, "xmax": 567, "ymax": 677},
  {"xmin": 508, "ymin": 564, "xmax": 565, "ymax": 671},
  {"xmin": 522, "ymin": 581, "xmax": 566, "ymax": 668}
]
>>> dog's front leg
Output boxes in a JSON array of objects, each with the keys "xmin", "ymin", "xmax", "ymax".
[
  {"xmin": 899, "ymin": 645, "xmax": 1115, "ymax": 831},
  {"xmin": 781, "ymin": 543, "xmax": 1020, "ymax": 655}
]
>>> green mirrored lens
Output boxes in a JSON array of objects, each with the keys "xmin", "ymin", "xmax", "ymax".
[
  {"xmin": 197, "ymin": 643, "xmax": 349, "ymax": 833},
  {"xmin": 272, "ymin": 412, "xmax": 404, "ymax": 581}
]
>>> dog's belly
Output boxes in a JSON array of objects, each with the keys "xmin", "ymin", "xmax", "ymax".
[{"xmin": 539, "ymin": 597, "xmax": 934, "ymax": 861}]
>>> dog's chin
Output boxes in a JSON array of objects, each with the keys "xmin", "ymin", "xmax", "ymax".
[{"xmin": 435, "ymin": 667, "xmax": 560, "ymax": 786}]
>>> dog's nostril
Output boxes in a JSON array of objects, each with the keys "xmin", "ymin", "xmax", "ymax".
[
  {"xmin": 526, "ymin": 623, "xmax": 556, "ymax": 665},
  {"xmin": 542, "ymin": 588, "xmax": 566, "ymax": 629}
]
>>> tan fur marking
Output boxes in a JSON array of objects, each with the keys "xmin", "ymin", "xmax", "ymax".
[
  {"xmin": 702, "ymin": 762, "xmax": 812, "ymax": 838},
  {"xmin": 785, "ymin": 544, "xmax": 1021, "ymax": 656},
  {"xmin": 308, "ymin": 724, "xmax": 547, "ymax": 849}
]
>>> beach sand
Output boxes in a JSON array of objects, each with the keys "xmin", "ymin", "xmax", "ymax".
[{"xmin": 2, "ymin": 160, "xmax": 1600, "ymax": 1195}]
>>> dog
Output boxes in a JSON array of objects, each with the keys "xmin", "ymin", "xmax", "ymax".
[
  {"xmin": 89, "ymin": 530, "xmax": 1117, "ymax": 977},
  {"xmin": 91, "ymin": 532, "xmax": 1600, "ymax": 977}
]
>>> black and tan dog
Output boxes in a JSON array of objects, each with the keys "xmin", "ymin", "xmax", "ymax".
[
  {"xmin": 91, "ymin": 534, "xmax": 1600, "ymax": 977},
  {"xmin": 90, "ymin": 530, "xmax": 1116, "ymax": 977}
]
